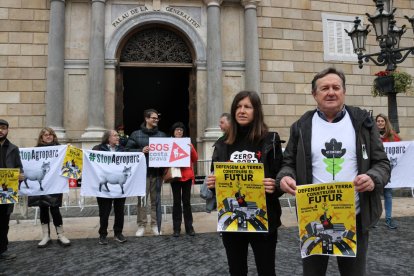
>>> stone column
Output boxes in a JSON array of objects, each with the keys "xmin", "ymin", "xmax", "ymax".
[
  {"xmin": 46, "ymin": 0, "xmax": 66, "ymax": 138},
  {"xmin": 242, "ymin": 0, "xmax": 261, "ymax": 94},
  {"xmin": 203, "ymin": 0, "xmax": 223, "ymax": 138},
  {"xmin": 82, "ymin": 0, "xmax": 106, "ymax": 138}
]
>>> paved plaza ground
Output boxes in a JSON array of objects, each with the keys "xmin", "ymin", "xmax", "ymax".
[{"xmin": 1, "ymin": 197, "xmax": 413, "ymax": 275}]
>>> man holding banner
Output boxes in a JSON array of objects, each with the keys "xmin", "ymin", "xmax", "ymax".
[
  {"xmin": 277, "ymin": 68, "xmax": 390, "ymax": 276},
  {"xmin": 0, "ymin": 119, "xmax": 24, "ymax": 261},
  {"xmin": 125, "ymin": 109, "xmax": 166, "ymax": 236}
]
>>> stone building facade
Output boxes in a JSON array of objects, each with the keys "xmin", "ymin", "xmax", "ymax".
[{"xmin": 1, "ymin": 0, "xmax": 414, "ymax": 160}]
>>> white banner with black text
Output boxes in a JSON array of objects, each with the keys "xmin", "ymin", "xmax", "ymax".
[
  {"xmin": 81, "ymin": 150, "xmax": 147, "ymax": 198},
  {"xmin": 19, "ymin": 145, "xmax": 69, "ymax": 195},
  {"xmin": 384, "ymin": 141, "xmax": 414, "ymax": 188}
]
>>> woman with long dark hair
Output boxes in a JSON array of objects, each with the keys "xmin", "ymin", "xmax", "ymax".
[
  {"xmin": 376, "ymin": 113, "xmax": 401, "ymax": 229},
  {"xmin": 206, "ymin": 91, "xmax": 284, "ymax": 275}
]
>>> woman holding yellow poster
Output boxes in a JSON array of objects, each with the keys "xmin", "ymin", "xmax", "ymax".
[{"xmin": 206, "ymin": 91, "xmax": 284, "ymax": 276}]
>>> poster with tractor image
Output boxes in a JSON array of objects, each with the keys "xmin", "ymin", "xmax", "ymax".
[
  {"xmin": 214, "ymin": 162, "xmax": 267, "ymax": 233},
  {"xmin": 296, "ymin": 182, "xmax": 356, "ymax": 258},
  {"xmin": 0, "ymin": 169, "xmax": 20, "ymax": 204}
]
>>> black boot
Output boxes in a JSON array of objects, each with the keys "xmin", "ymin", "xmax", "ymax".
[
  {"xmin": 173, "ymin": 229, "xmax": 180, "ymax": 237},
  {"xmin": 186, "ymin": 226, "xmax": 195, "ymax": 236},
  {"xmin": 173, "ymin": 221, "xmax": 181, "ymax": 237}
]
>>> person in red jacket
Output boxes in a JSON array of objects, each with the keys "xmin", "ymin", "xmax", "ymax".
[
  {"xmin": 376, "ymin": 113, "xmax": 401, "ymax": 229},
  {"xmin": 168, "ymin": 122, "xmax": 198, "ymax": 237}
]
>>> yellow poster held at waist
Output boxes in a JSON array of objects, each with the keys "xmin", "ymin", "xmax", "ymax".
[
  {"xmin": 0, "ymin": 168, "xmax": 20, "ymax": 204},
  {"xmin": 61, "ymin": 145, "xmax": 83, "ymax": 179},
  {"xmin": 214, "ymin": 162, "xmax": 268, "ymax": 233},
  {"xmin": 296, "ymin": 182, "xmax": 356, "ymax": 258}
]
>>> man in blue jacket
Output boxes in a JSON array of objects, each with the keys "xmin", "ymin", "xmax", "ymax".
[
  {"xmin": 0, "ymin": 119, "xmax": 24, "ymax": 261},
  {"xmin": 276, "ymin": 67, "xmax": 390, "ymax": 276}
]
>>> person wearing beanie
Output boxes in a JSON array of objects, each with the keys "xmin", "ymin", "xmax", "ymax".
[{"xmin": 0, "ymin": 119, "xmax": 24, "ymax": 260}]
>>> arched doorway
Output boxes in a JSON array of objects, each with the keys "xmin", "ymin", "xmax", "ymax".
[{"xmin": 116, "ymin": 25, "xmax": 197, "ymax": 141}]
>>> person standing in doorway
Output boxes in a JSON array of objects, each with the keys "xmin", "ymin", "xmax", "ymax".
[
  {"xmin": 376, "ymin": 113, "xmax": 401, "ymax": 229},
  {"xmin": 0, "ymin": 119, "xmax": 24, "ymax": 260},
  {"xmin": 28, "ymin": 127, "xmax": 71, "ymax": 248},
  {"xmin": 93, "ymin": 130, "xmax": 127, "ymax": 245},
  {"xmin": 277, "ymin": 67, "xmax": 390, "ymax": 276},
  {"xmin": 169, "ymin": 122, "xmax": 198, "ymax": 237},
  {"xmin": 125, "ymin": 109, "xmax": 166, "ymax": 236},
  {"xmin": 206, "ymin": 91, "xmax": 284, "ymax": 275}
]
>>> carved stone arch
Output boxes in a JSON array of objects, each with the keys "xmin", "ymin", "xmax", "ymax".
[
  {"xmin": 120, "ymin": 26, "xmax": 193, "ymax": 64},
  {"xmin": 107, "ymin": 12, "xmax": 204, "ymax": 143},
  {"xmin": 105, "ymin": 11, "xmax": 206, "ymax": 65}
]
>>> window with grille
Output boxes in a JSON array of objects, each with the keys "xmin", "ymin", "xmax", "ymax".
[{"xmin": 322, "ymin": 13, "xmax": 358, "ymax": 62}]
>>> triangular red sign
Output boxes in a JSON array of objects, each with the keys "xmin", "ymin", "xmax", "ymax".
[{"xmin": 169, "ymin": 142, "xmax": 189, "ymax": 162}]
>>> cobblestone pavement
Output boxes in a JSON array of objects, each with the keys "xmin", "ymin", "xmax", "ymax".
[{"xmin": 1, "ymin": 215, "xmax": 413, "ymax": 276}]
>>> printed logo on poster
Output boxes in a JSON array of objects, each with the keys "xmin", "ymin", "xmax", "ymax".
[{"xmin": 148, "ymin": 137, "xmax": 191, "ymax": 167}]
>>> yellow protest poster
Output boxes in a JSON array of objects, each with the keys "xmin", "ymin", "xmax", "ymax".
[
  {"xmin": 61, "ymin": 145, "xmax": 83, "ymax": 179},
  {"xmin": 0, "ymin": 168, "xmax": 20, "ymax": 204},
  {"xmin": 214, "ymin": 162, "xmax": 267, "ymax": 232},
  {"xmin": 296, "ymin": 182, "xmax": 356, "ymax": 258}
]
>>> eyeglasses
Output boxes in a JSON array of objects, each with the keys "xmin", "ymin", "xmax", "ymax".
[
  {"xmin": 175, "ymin": 128, "xmax": 184, "ymax": 132},
  {"xmin": 150, "ymin": 117, "xmax": 160, "ymax": 121},
  {"xmin": 0, "ymin": 125, "xmax": 8, "ymax": 130}
]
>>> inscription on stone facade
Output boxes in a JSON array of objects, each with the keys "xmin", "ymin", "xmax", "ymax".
[
  {"xmin": 112, "ymin": 6, "xmax": 149, "ymax": 28},
  {"xmin": 165, "ymin": 7, "xmax": 200, "ymax": 29},
  {"xmin": 111, "ymin": 6, "xmax": 200, "ymax": 29}
]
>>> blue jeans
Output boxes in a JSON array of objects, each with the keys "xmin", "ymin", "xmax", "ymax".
[{"xmin": 384, "ymin": 188, "xmax": 393, "ymax": 219}]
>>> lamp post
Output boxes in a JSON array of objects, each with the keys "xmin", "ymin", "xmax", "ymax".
[{"xmin": 345, "ymin": 0, "xmax": 414, "ymax": 133}]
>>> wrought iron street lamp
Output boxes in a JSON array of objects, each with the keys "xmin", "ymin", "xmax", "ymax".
[{"xmin": 345, "ymin": 0, "xmax": 414, "ymax": 133}]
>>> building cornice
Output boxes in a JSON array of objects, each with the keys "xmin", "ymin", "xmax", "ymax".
[
  {"xmin": 203, "ymin": 0, "xmax": 223, "ymax": 7},
  {"xmin": 241, "ymin": 0, "xmax": 261, "ymax": 9}
]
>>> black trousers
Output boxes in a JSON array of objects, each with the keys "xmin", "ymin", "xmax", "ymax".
[
  {"xmin": 39, "ymin": 206, "xmax": 63, "ymax": 226},
  {"xmin": 170, "ymin": 179, "xmax": 193, "ymax": 232},
  {"xmin": 0, "ymin": 205, "xmax": 10, "ymax": 254},
  {"xmin": 222, "ymin": 231, "xmax": 278, "ymax": 276},
  {"xmin": 97, "ymin": 197, "xmax": 126, "ymax": 236},
  {"xmin": 302, "ymin": 214, "xmax": 368, "ymax": 276}
]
